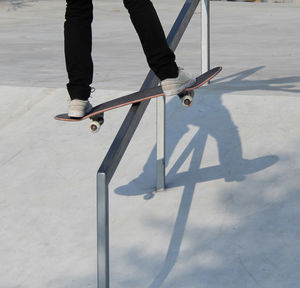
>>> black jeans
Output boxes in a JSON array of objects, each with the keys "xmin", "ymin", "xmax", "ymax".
[{"xmin": 65, "ymin": 0, "xmax": 178, "ymax": 100}]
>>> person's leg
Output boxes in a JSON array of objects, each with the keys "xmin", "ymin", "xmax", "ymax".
[
  {"xmin": 123, "ymin": 0, "xmax": 178, "ymax": 81},
  {"xmin": 65, "ymin": 0, "xmax": 93, "ymax": 101}
]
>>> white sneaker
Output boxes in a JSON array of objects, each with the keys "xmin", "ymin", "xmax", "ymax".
[
  {"xmin": 68, "ymin": 99, "xmax": 93, "ymax": 118},
  {"xmin": 161, "ymin": 68, "xmax": 196, "ymax": 96}
]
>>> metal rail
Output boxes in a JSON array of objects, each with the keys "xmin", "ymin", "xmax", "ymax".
[
  {"xmin": 156, "ymin": 0, "xmax": 210, "ymax": 190},
  {"xmin": 96, "ymin": 0, "xmax": 210, "ymax": 287},
  {"xmin": 202, "ymin": 0, "xmax": 210, "ymax": 73}
]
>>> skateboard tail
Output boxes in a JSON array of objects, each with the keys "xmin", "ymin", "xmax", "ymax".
[{"xmin": 186, "ymin": 66, "xmax": 222, "ymax": 92}]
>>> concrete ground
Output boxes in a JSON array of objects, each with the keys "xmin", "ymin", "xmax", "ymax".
[{"xmin": 0, "ymin": 0, "xmax": 300, "ymax": 287}]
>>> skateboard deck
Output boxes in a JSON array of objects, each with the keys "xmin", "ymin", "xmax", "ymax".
[{"xmin": 55, "ymin": 66, "xmax": 222, "ymax": 130}]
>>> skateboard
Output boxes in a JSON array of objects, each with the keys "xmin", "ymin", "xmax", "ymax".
[{"xmin": 55, "ymin": 66, "xmax": 222, "ymax": 132}]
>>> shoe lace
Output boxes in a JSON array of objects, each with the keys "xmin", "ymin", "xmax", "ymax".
[{"xmin": 89, "ymin": 87, "xmax": 96, "ymax": 100}]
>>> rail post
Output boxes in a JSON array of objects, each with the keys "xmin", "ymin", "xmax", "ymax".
[{"xmin": 96, "ymin": 0, "xmax": 204, "ymax": 286}]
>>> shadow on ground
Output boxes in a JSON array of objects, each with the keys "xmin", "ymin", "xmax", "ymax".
[
  {"xmin": 115, "ymin": 66, "xmax": 295, "ymax": 198},
  {"xmin": 47, "ymin": 67, "xmax": 300, "ymax": 287},
  {"xmin": 112, "ymin": 67, "xmax": 300, "ymax": 287},
  {"xmin": 0, "ymin": 0, "xmax": 39, "ymax": 10}
]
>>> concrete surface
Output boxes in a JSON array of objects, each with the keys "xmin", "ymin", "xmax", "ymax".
[{"xmin": 0, "ymin": 1, "xmax": 300, "ymax": 288}]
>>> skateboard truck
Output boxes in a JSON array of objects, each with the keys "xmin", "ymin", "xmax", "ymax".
[
  {"xmin": 178, "ymin": 90, "xmax": 195, "ymax": 107},
  {"xmin": 89, "ymin": 113, "xmax": 104, "ymax": 133}
]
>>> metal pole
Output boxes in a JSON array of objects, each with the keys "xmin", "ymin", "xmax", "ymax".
[
  {"xmin": 96, "ymin": 1, "xmax": 201, "ymax": 287},
  {"xmin": 201, "ymin": 0, "xmax": 210, "ymax": 73},
  {"xmin": 155, "ymin": 0, "xmax": 201, "ymax": 191},
  {"xmin": 156, "ymin": 95, "xmax": 166, "ymax": 191},
  {"xmin": 97, "ymin": 172, "xmax": 109, "ymax": 288},
  {"xmin": 99, "ymin": 0, "xmax": 201, "ymax": 186}
]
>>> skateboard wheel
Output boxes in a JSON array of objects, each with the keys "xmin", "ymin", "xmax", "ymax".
[
  {"xmin": 180, "ymin": 90, "xmax": 194, "ymax": 108},
  {"xmin": 90, "ymin": 121, "xmax": 101, "ymax": 133}
]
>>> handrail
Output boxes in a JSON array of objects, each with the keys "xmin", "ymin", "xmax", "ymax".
[
  {"xmin": 98, "ymin": 0, "xmax": 200, "ymax": 183},
  {"xmin": 96, "ymin": 1, "xmax": 203, "ymax": 287}
]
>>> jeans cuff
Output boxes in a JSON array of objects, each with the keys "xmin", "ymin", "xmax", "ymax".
[{"xmin": 67, "ymin": 84, "xmax": 91, "ymax": 100}]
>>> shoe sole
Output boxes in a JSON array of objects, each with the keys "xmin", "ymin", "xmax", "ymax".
[
  {"xmin": 68, "ymin": 111, "xmax": 85, "ymax": 118},
  {"xmin": 68, "ymin": 103, "xmax": 93, "ymax": 118}
]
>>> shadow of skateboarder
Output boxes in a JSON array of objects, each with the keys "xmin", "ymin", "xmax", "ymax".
[{"xmin": 115, "ymin": 66, "xmax": 294, "ymax": 198}]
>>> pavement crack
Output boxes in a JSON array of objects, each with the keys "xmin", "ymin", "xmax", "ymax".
[
  {"xmin": 1, "ymin": 150, "xmax": 23, "ymax": 166},
  {"xmin": 238, "ymin": 255, "xmax": 259, "ymax": 285}
]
